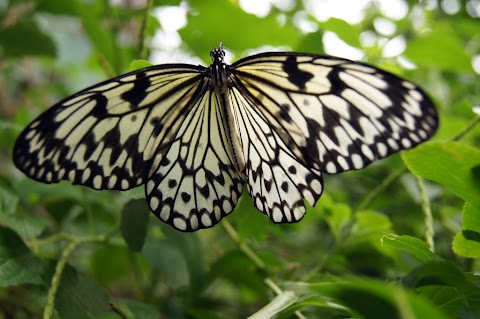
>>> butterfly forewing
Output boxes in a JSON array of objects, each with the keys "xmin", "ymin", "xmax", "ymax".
[
  {"xmin": 230, "ymin": 53, "xmax": 438, "ymax": 175},
  {"xmin": 13, "ymin": 65, "xmax": 206, "ymax": 190}
]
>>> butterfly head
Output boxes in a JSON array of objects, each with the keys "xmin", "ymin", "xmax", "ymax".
[{"xmin": 210, "ymin": 45, "xmax": 226, "ymax": 64}]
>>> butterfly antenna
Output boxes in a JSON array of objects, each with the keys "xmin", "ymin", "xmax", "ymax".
[{"xmin": 221, "ymin": 44, "xmax": 241, "ymax": 60}]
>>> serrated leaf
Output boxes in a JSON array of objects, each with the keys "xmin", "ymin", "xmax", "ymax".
[
  {"xmin": 0, "ymin": 212, "xmax": 51, "ymax": 239},
  {"xmin": 403, "ymin": 141, "xmax": 480, "ymax": 211},
  {"xmin": 121, "ymin": 199, "xmax": 149, "ymax": 252},
  {"xmin": 55, "ymin": 265, "xmax": 113, "ymax": 319},
  {"xmin": 0, "ymin": 227, "xmax": 46, "ymax": 286}
]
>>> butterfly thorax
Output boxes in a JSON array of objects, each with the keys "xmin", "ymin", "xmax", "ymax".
[
  {"xmin": 208, "ymin": 47, "xmax": 246, "ymax": 173},
  {"xmin": 210, "ymin": 47, "xmax": 229, "ymax": 94}
]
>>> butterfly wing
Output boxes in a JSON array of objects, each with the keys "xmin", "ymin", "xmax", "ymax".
[
  {"xmin": 13, "ymin": 64, "xmax": 244, "ymax": 231},
  {"xmin": 228, "ymin": 86, "xmax": 323, "ymax": 223},
  {"xmin": 146, "ymin": 89, "xmax": 244, "ymax": 231},
  {"xmin": 230, "ymin": 52, "xmax": 438, "ymax": 175},
  {"xmin": 14, "ymin": 65, "xmax": 208, "ymax": 189}
]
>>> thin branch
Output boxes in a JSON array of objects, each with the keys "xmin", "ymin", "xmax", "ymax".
[
  {"xmin": 138, "ymin": 0, "xmax": 154, "ymax": 60},
  {"xmin": 450, "ymin": 114, "xmax": 480, "ymax": 142},
  {"xmin": 356, "ymin": 167, "xmax": 407, "ymax": 211},
  {"xmin": 43, "ymin": 235, "xmax": 110, "ymax": 319},
  {"xmin": 416, "ymin": 176, "xmax": 434, "ymax": 252}
]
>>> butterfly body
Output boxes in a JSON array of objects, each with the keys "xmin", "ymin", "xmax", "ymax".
[{"xmin": 14, "ymin": 45, "xmax": 438, "ymax": 231}]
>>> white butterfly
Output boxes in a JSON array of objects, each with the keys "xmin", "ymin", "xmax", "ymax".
[{"xmin": 13, "ymin": 45, "xmax": 438, "ymax": 231}]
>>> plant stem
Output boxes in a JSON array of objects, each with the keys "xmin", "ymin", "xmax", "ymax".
[
  {"xmin": 416, "ymin": 176, "xmax": 435, "ymax": 252},
  {"xmin": 43, "ymin": 235, "xmax": 108, "ymax": 319},
  {"xmin": 138, "ymin": 0, "xmax": 154, "ymax": 60},
  {"xmin": 450, "ymin": 114, "xmax": 480, "ymax": 142},
  {"xmin": 357, "ymin": 167, "xmax": 407, "ymax": 211}
]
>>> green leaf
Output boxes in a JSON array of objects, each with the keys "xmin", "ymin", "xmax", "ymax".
[
  {"xmin": 0, "ymin": 227, "xmax": 46, "ymax": 287},
  {"xmin": 90, "ymin": 245, "xmax": 130, "ymax": 285},
  {"xmin": 36, "ymin": 0, "xmax": 79, "ymax": 15},
  {"xmin": 289, "ymin": 278, "xmax": 450, "ymax": 319},
  {"xmin": 141, "ymin": 238, "xmax": 190, "ymax": 289},
  {"xmin": 55, "ymin": 265, "xmax": 113, "ymax": 319},
  {"xmin": 121, "ymin": 199, "xmax": 150, "ymax": 252},
  {"xmin": 319, "ymin": 18, "xmax": 361, "ymax": 47},
  {"xmin": 404, "ymin": 22, "xmax": 473, "ymax": 72},
  {"xmin": 248, "ymin": 291, "xmax": 298, "ymax": 319},
  {"xmin": 417, "ymin": 286, "xmax": 480, "ymax": 319},
  {"xmin": 0, "ymin": 20, "xmax": 56, "ymax": 57},
  {"xmin": 402, "ymin": 260, "xmax": 471, "ymax": 289},
  {"xmin": 316, "ymin": 194, "xmax": 352, "ymax": 240},
  {"xmin": 452, "ymin": 203, "xmax": 480, "ymax": 258},
  {"xmin": 129, "ymin": 59, "xmax": 154, "ymax": 71},
  {"xmin": 208, "ymin": 250, "xmax": 265, "ymax": 292},
  {"xmin": 403, "ymin": 141, "xmax": 480, "ymax": 211},
  {"xmin": 350, "ymin": 210, "xmax": 393, "ymax": 244},
  {"xmin": 180, "ymin": 0, "xmax": 301, "ymax": 61},
  {"xmin": 158, "ymin": 223, "xmax": 206, "ymax": 294},
  {"xmin": 402, "ymin": 260, "xmax": 480, "ymax": 317},
  {"xmin": 0, "ymin": 212, "xmax": 51, "ymax": 239},
  {"xmin": 119, "ymin": 300, "xmax": 160, "ymax": 319},
  {"xmin": 231, "ymin": 188, "xmax": 275, "ymax": 243},
  {"xmin": 0, "ymin": 184, "xmax": 18, "ymax": 215},
  {"xmin": 380, "ymin": 234, "xmax": 437, "ymax": 263}
]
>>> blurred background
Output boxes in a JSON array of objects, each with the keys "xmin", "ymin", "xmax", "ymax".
[{"xmin": 1, "ymin": 0, "xmax": 480, "ymax": 318}]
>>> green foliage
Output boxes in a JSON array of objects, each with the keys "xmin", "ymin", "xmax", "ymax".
[{"xmin": 1, "ymin": 1, "xmax": 479, "ymax": 318}]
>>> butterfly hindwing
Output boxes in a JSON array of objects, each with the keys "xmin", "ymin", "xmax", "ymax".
[
  {"xmin": 146, "ymin": 89, "xmax": 245, "ymax": 231},
  {"xmin": 229, "ymin": 87, "xmax": 323, "ymax": 223}
]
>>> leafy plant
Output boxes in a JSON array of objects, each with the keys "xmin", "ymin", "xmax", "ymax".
[{"xmin": 1, "ymin": 0, "xmax": 479, "ymax": 318}]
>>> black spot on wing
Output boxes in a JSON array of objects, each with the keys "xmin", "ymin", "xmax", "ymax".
[
  {"xmin": 90, "ymin": 94, "xmax": 109, "ymax": 118},
  {"xmin": 282, "ymin": 56, "xmax": 314, "ymax": 90},
  {"xmin": 150, "ymin": 116, "xmax": 163, "ymax": 137},
  {"xmin": 121, "ymin": 72, "xmax": 151, "ymax": 108},
  {"xmin": 181, "ymin": 192, "xmax": 191, "ymax": 203}
]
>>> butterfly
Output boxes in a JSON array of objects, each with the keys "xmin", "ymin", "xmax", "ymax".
[{"xmin": 13, "ymin": 44, "xmax": 439, "ymax": 231}]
